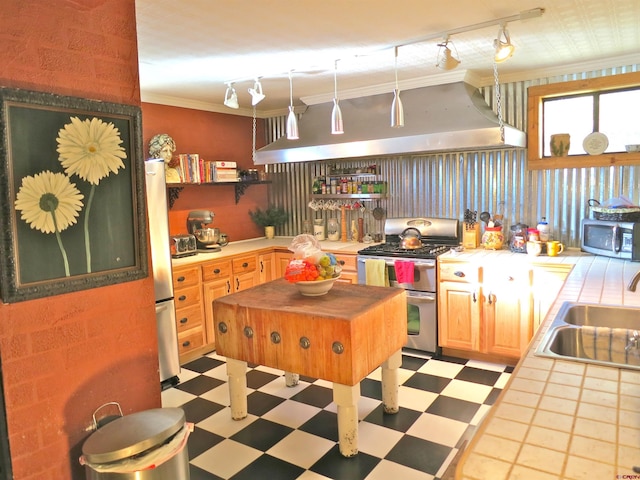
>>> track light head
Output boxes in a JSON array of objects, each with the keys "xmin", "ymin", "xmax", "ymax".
[
  {"xmin": 494, "ymin": 24, "xmax": 515, "ymax": 62},
  {"xmin": 248, "ymin": 78, "xmax": 266, "ymax": 106},
  {"xmin": 224, "ymin": 83, "xmax": 239, "ymax": 109},
  {"xmin": 436, "ymin": 39, "xmax": 461, "ymax": 70}
]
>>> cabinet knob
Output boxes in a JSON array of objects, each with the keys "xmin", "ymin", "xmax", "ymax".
[
  {"xmin": 244, "ymin": 326, "xmax": 254, "ymax": 338},
  {"xmin": 339, "ymin": 260, "xmax": 345, "ymax": 266},
  {"xmin": 454, "ymin": 271, "xmax": 465, "ymax": 278},
  {"xmin": 179, "ymin": 317, "xmax": 188, "ymax": 324},
  {"xmin": 218, "ymin": 322, "xmax": 228, "ymax": 334},
  {"xmin": 182, "ymin": 340, "xmax": 191, "ymax": 347},
  {"xmin": 242, "ymin": 262, "xmax": 249, "ymax": 268},
  {"xmin": 332, "ymin": 341, "xmax": 344, "ymax": 354},
  {"xmin": 177, "ymin": 276, "xmax": 186, "ymax": 282},
  {"xmin": 213, "ymin": 268, "xmax": 221, "ymax": 274},
  {"xmin": 299, "ymin": 337, "xmax": 311, "ymax": 349},
  {"xmin": 270, "ymin": 331, "xmax": 281, "ymax": 344},
  {"xmin": 178, "ymin": 295, "xmax": 187, "ymax": 301}
]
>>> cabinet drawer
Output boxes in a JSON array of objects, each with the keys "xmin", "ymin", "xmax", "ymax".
[
  {"xmin": 172, "ymin": 265, "xmax": 200, "ymax": 288},
  {"xmin": 178, "ymin": 330, "xmax": 205, "ymax": 354},
  {"xmin": 439, "ymin": 262, "xmax": 480, "ymax": 283},
  {"xmin": 175, "ymin": 304, "xmax": 204, "ymax": 334},
  {"xmin": 232, "ymin": 255, "xmax": 257, "ymax": 273},
  {"xmin": 333, "ymin": 253, "xmax": 356, "ymax": 271},
  {"xmin": 202, "ymin": 259, "xmax": 232, "ymax": 281},
  {"xmin": 174, "ymin": 284, "xmax": 201, "ymax": 308}
]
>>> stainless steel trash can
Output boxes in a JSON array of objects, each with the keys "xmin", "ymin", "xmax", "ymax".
[{"xmin": 80, "ymin": 407, "xmax": 190, "ymax": 480}]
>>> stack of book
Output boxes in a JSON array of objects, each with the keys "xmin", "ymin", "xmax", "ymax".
[{"xmin": 175, "ymin": 155, "xmax": 238, "ymax": 183}]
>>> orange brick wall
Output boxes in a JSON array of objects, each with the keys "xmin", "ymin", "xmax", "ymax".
[
  {"xmin": 141, "ymin": 102, "xmax": 269, "ymax": 241},
  {"xmin": 0, "ymin": 2, "xmax": 159, "ymax": 479}
]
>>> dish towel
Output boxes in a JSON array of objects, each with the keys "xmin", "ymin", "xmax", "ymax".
[
  {"xmin": 394, "ymin": 260, "xmax": 415, "ymax": 284},
  {"xmin": 365, "ymin": 259, "xmax": 389, "ymax": 287},
  {"xmin": 580, "ymin": 326, "xmax": 634, "ymax": 364}
]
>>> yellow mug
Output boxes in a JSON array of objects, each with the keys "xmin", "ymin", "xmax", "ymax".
[{"xmin": 547, "ymin": 241, "xmax": 564, "ymax": 257}]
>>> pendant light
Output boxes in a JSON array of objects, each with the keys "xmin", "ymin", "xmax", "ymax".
[
  {"xmin": 286, "ymin": 70, "xmax": 299, "ymax": 140},
  {"xmin": 391, "ymin": 46, "xmax": 404, "ymax": 128},
  {"xmin": 494, "ymin": 23, "xmax": 515, "ymax": 63},
  {"xmin": 331, "ymin": 59, "xmax": 344, "ymax": 135}
]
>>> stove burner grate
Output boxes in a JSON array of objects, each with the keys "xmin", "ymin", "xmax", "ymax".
[{"xmin": 358, "ymin": 242, "xmax": 453, "ymax": 258}]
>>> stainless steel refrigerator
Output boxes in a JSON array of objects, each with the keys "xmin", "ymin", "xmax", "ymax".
[{"xmin": 145, "ymin": 159, "xmax": 181, "ymax": 388}]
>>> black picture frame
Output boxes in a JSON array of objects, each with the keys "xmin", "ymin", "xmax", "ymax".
[{"xmin": 0, "ymin": 88, "xmax": 148, "ymax": 303}]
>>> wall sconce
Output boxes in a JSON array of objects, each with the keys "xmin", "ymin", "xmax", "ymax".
[
  {"xmin": 331, "ymin": 60, "xmax": 344, "ymax": 135},
  {"xmin": 248, "ymin": 78, "xmax": 266, "ymax": 106},
  {"xmin": 494, "ymin": 23, "xmax": 515, "ymax": 62},
  {"xmin": 436, "ymin": 37, "xmax": 461, "ymax": 71},
  {"xmin": 224, "ymin": 83, "xmax": 239, "ymax": 109},
  {"xmin": 286, "ymin": 71, "xmax": 299, "ymax": 140}
]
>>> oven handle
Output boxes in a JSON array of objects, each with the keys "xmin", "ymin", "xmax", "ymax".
[
  {"xmin": 357, "ymin": 258, "xmax": 436, "ymax": 269},
  {"xmin": 406, "ymin": 292, "xmax": 436, "ymax": 303}
]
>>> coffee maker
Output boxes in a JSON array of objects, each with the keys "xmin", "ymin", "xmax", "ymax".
[{"xmin": 187, "ymin": 210, "xmax": 221, "ymax": 252}]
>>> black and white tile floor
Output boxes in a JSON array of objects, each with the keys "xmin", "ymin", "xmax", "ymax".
[{"xmin": 161, "ymin": 350, "xmax": 514, "ymax": 480}]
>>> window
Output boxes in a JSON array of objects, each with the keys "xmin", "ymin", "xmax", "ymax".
[{"xmin": 528, "ymin": 71, "xmax": 640, "ymax": 169}]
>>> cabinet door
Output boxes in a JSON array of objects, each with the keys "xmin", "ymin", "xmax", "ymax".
[
  {"xmin": 483, "ymin": 269, "xmax": 533, "ymax": 358},
  {"xmin": 532, "ymin": 264, "xmax": 572, "ymax": 331},
  {"xmin": 258, "ymin": 253, "xmax": 275, "ymax": 283},
  {"xmin": 438, "ymin": 280, "xmax": 481, "ymax": 351},
  {"xmin": 274, "ymin": 251, "xmax": 293, "ymax": 278},
  {"xmin": 203, "ymin": 278, "xmax": 232, "ymax": 344},
  {"xmin": 333, "ymin": 253, "xmax": 357, "ymax": 284},
  {"xmin": 233, "ymin": 254, "xmax": 259, "ymax": 290}
]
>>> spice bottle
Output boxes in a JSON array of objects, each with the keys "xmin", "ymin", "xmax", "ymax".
[{"xmin": 536, "ymin": 217, "xmax": 550, "ymax": 242}]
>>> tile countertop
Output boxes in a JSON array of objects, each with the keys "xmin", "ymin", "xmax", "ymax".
[
  {"xmin": 171, "ymin": 236, "xmax": 371, "ymax": 267},
  {"xmin": 457, "ymin": 253, "xmax": 640, "ymax": 480}
]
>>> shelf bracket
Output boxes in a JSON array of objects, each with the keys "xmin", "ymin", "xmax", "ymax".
[{"xmin": 168, "ymin": 186, "xmax": 183, "ymax": 209}]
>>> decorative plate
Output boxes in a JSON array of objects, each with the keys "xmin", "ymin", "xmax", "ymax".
[{"xmin": 583, "ymin": 132, "xmax": 609, "ymax": 155}]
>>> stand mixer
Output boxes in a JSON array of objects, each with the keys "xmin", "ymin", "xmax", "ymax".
[{"xmin": 187, "ymin": 210, "xmax": 221, "ymax": 252}]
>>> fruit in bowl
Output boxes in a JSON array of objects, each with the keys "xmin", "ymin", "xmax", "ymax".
[{"xmin": 284, "ymin": 253, "xmax": 342, "ymax": 295}]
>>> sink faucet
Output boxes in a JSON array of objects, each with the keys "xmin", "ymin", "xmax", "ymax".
[
  {"xmin": 626, "ymin": 331, "xmax": 640, "ymax": 353},
  {"xmin": 628, "ymin": 270, "xmax": 640, "ymax": 292}
]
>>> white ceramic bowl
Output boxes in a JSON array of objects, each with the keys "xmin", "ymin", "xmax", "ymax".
[
  {"xmin": 295, "ymin": 275, "xmax": 340, "ymax": 296},
  {"xmin": 625, "ymin": 144, "xmax": 640, "ymax": 153}
]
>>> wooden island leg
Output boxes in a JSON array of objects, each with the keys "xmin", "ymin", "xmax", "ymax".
[
  {"xmin": 226, "ymin": 358, "xmax": 248, "ymax": 420},
  {"xmin": 333, "ymin": 383, "xmax": 360, "ymax": 457},
  {"xmin": 381, "ymin": 349, "xmax": 402, "ymax": 414}
]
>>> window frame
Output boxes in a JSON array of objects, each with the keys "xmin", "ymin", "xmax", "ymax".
[{"xmin": 527, "ymin": 71, "xmax": 640, "ymax": 170}]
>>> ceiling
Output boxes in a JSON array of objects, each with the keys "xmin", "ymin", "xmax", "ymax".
[{"xmin": 135, "ymin": 0, "xmax": 640, "ymax": 118}]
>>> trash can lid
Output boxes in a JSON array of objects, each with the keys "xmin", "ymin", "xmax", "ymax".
[{"xmin": 82, "ymin": 408, "xmax": 185, "ymax": 464}]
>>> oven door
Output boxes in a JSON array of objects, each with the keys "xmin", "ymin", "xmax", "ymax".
[{"xmin": 405, "ymin": 290, "xmax": 437, "ymax": 353}]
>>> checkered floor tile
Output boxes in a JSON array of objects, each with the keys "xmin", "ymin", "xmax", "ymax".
[{"xmin": 161, "ymin": 350, "xmax": 513, "ymax": 480}]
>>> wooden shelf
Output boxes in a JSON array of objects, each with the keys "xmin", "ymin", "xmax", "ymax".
[
  {"xmin": 527, "ymin": 152, "xmax": 640, "ymax": 170},
  {"xmin": 167, "ymin": 181, "xmax": 271, "ymax": 207},
  {"xmin": 309, "ymin": 193, "xmax": 386, "ymax": 200}
]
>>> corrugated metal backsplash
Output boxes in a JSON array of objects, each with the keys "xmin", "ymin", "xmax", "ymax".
[{"xmin": 263, "ymin": 65, "xmax": 640, "ymax": 248}]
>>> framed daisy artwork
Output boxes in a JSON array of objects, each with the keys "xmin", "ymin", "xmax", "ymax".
[{"xmin": 0, "ymin": 88, "xmax": 148, "ymax": 302}]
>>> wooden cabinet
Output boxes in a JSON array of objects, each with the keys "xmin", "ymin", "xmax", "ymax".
[
  {"xmin": 438, "ymin": 259, "xmax": 535, "ymax": 361},
  {"xmin": 332, "ymin": 252, "xmax": 358, "ymax": 284},
  {"xmin": 483, "ymin": 268, "xmax": 533, "ymax": 358},
  {"xmin": 532, "ymin": 264, "xmax": 572, "ymax": 331},
  {"xmin": 274, "ymin": 251, "xmax": 293, "ymax": 278},
  {"xmin": 258, "ymin": 252, "xmax": 275, "ymax": 283},
  {"xmin": 172, "ymin": 265, "xmax": 206, "ymax": 363},
  {"xmin": 438, "ymin": 262, "xmax": 482, "ymax": 351},
  {"xmin": 232, "ymin": 253, "xmax": 259, "ymax": 292}
]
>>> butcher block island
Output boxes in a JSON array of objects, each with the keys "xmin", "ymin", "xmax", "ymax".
[{"xmin": 213, "ymin": 278, "xmax": 407, "ymax": 456}]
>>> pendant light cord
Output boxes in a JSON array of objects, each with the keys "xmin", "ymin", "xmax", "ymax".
[
  {"xmin": 493, "ymin": 61, "xmax": 505, "ymax": 142},
  {"xmin": 252, "ymin": 106, "xmax": 257, "ymax": 163},
  {"xmin": 394, "ymin": 47, "xmax": 399, "ymax": 88},
  {"xmin": 333, "ymin": 60, "xmax": 338, "ymax": 99}
]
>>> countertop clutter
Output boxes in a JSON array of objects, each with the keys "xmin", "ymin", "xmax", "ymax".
[{"xmin": 456, "ymin": 254, "xmax": 640, "ymax": 479}]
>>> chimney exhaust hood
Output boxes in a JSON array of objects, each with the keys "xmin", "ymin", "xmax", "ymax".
[{"xmin": 254, "ymin": 81, "xmax": 526, "ymax": 165}]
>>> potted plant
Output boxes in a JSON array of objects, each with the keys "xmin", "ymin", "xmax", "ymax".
[{"xmin": 249, "ymin": 205, "xmax": 288, "ymax": 239}]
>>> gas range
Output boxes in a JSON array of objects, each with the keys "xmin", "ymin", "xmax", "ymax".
[
  {"xmin": 357, "ymin": 217, "xmax": 460, "ymax": 259},
  {"xmin": 357, "ymin": 242, "xmax": 454, "ymax": 259}
]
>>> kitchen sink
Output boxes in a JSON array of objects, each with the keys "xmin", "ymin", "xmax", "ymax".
[
  {"xmin": 535, "ymin": 302, "xmax": 640, "ymax": 370},
  {"xmin": 557, "ymin": 302, "xmax": 640, "ymax": 330}
]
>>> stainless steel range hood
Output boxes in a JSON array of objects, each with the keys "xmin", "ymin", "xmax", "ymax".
[{"xmin": 254, "ymin": 81, "xmax": 526, "ymax": 165}]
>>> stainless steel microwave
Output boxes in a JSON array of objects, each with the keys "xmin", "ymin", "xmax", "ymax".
[{"xmin": 581, "ymin": 218, "xmax": 640, "ymax": 261}]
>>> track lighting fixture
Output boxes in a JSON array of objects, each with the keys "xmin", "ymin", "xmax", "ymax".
[
  {"xmin": 436, "ymin": 37, "xmax": 460, "ymax": 71},
  {"xmin": 331, "ymin": 60, "xmax": 344, "ymax": 135},
  {"xmin": 286, "ymin": 71, "xmax": 299, "ymax": 140},
  {"xmin": 248, "ymin": 78, "xmax": 266, "ymax": 106},
  {"xmin": 494, "ymin": 23, "xmax": 515, "ymax": 63},
  {"xmin": 391, "ymin": 46, "xmax": 404, "ymax": 128},
  {"xmin": 223, "ymin": 83, "xmax": 239, "ymax": 109}
]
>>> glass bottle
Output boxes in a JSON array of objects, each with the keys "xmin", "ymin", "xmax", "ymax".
[{"xmin": 327, "ymin": 218, "xmax": 340, "ymax": 241}]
